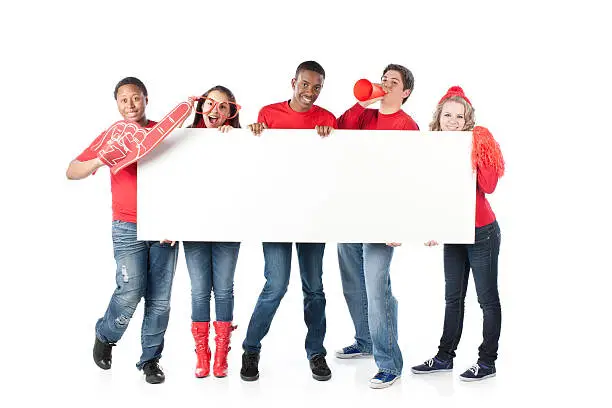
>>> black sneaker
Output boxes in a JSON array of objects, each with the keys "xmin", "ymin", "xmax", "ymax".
[
  {"xmin": 93, "ymin": 336, "xmax": 115, "ymax": 370},
  {"xmin": 142, "ymin": 359, "xmax": 165, "ymax": 384},
  {"xmin": 310, "ymin": 354, "xmax": 332, "ymax": 381},
  {"xmin": 411, "ymin": 357, "xmax": 453, "ymax": 374},
  {"xmin": 459, "ymin": 362, "xmax": 496, "ymax": 382},
  {"xmin": 240, "ymin": 352, "xmax": 260, "ymax": 381}
]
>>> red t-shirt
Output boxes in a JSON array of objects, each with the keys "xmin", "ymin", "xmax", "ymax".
[
  {"xmin": 75, "ymin": 120, "xmax": 157, "ymax": 223},
  {"xmin": 337, "ymin": 103, "xmax": 419, "ymax": 130},
  {"xmin": 258, "ymin": 101, "xmax": 337, "ymax": 129}
]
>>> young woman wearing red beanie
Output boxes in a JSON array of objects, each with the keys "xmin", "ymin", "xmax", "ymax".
[{"xmin": 411, "ymin": 86, "xmax": 505, "ymax": 381}]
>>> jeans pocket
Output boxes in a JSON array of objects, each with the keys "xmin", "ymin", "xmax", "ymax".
[{"xmin": 474, "ymin": 223, "xmax": 496, "ymax": 244}]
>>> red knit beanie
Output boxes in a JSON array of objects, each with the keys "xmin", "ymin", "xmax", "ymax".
[{"xmin": 439, "ymin": 86, "xmax": 472, "ymax": 106}]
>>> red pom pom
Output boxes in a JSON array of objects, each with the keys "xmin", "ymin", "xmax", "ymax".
[{"xmin": 471, "ymin": 126, "xmax": 505, "ymax": 178}]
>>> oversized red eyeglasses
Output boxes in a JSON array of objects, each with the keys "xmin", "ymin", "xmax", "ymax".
[{"xmin": 196, "ymin": 97, "xmax": 242, "ymax": 120}]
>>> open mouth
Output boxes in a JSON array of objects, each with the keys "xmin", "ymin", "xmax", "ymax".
[{"xmin": 207, "ymin": 115, "xmax": 220, "ymax": 125}]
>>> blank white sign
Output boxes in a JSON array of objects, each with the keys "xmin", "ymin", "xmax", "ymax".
[{"xmin": 137, "ymin": 128, "xmax": 475, "ymax": 243}]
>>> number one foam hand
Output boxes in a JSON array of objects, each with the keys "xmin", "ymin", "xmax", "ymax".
[{"xmin": 91, "ymin": 97, "xmax": 195, "ymax": 175}]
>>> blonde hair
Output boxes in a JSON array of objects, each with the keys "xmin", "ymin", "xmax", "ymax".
[{"xmin": 429, "ymin": 96, "xmax": 475, "ymax": 131}]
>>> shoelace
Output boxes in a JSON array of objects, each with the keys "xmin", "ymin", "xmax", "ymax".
[
  {"xmin": 144, "ymin": 360, "xmax": 163, "ymax": 374},
  {"xmin": 244, "ymin": 354, "xmax": 258, "ymax": 369},
  {"xmin": 468, "ymin": 364, "xmax": 480, "ymax": 376},
  {"xmin": 373, "ymin": 372, "xmax": 390, "ymax": 381},
  {"xmin": 346, "ymin": 343, "xmax": 364, "ymax": 353},
  {"xmin": 312, "ymin": 356, "xmax": 328, "ymax": 369}
]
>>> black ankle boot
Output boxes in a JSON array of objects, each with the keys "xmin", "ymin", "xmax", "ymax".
[
  {"xmin": 310, "ymin": 354, "xmax": 332, "ymax": 381},
  {"xmin": 93, "ymin": 337, "xmax": 115, "ymax": 370},
  {"xmin": 240, "ymin": 352, "xmax": 260, "ymax": 381},
  {"xmin": 142, "ymin": 359, "xmax": 165, "ymax": 384}
]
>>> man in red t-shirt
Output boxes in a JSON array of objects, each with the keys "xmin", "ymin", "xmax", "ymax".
[
  {"xmin": 240, "ymin": 61, "xmax": 336, "ymax": 383},
  {"xmin": 334, "ymin": 64, "xmax": 418, "ymax": 389},
  {"xmin": 66, "ymin": 77, "xmax": 178, "ymax": 385}
]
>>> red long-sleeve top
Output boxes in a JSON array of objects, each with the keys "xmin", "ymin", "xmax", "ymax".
[
  {"xmin": 475, "ymin": 166, "xmax": 498, "ymax": 227},
  {"xmin": 337, "ymin": 103, "xmax": 419, "ymax": 130}
]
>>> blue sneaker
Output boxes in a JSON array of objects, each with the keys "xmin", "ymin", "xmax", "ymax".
[
  {"xmin": 369, "ymin": 371, "xmax": 400, "ymax": 389},
  {"xmin": 335, "ymin": 344, "xmax": 372, "ymax": 359},
  {"xmin": 411, "ymin": 357, "xmax": 453, "ymax": 374},
  {"xmin": 459, "ymin": 363, "xmax": 496, "ymax": 382}
]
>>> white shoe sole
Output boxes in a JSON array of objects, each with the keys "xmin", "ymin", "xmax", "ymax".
[
  {"xmin": 369, "ymin": 375, "xmax": 400, "ymax": 389},
  {"xmin": 411, "ymin": 368, "xmax": 453, "ymax": 374},
  {"xmin": 459, "ymin": 372, "xmax": 496, "ymax": 382},
  {"xmin": 335, "ymin": 352, "xmax": 372, "ymax": 359}
]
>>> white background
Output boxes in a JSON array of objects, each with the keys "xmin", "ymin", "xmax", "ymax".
[{"xmin": 1, "ymin": 0, "xmax": 610, "ymax": 406}]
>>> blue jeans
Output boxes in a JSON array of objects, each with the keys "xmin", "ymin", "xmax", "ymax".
[
  {"xmin": 363, "ymin": 243, "xmax": 402, "ymax": 376},
  {"xmin": 95, "ymin": 221, "xmax": 179, "ymax": 370},
  {"xmin": 337, "ymin": 243, "xmax": 372, "ymax": 353},
  {"xmin": 436, "ymin": 220, "xmax": 501, "ymax": 366},
  {"xmin": 183, "ymin": 241, "xmax": 240, "ymax": 322},
  {"xmin": 243, "ymin": 242, "xmax": 327, "ymax": 360}
]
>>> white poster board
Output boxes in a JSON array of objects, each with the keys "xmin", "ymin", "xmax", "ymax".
[{"xmin": 137, "ymin": 129, "xmax": 475, "ymax": 243}]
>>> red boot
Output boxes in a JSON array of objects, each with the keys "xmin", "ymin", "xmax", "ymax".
[
  {"xmin": 191, "ymin": 322, "xmax": 211, "ymax": 378},
  {"xmin": 213, "ymin": 321, "xmax": 237, "ymax": 378}
]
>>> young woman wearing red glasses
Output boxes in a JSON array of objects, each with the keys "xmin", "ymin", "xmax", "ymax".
[{"xmin": 184, "ymin": 85, "xmax": 242, "ymax": 379}]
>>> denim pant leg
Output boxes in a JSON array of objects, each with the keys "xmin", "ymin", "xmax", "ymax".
[
  {"xmin": 242, "ymin": 243, "xmax": 292, "ymax": 354},
  {"xmin": 337, "ymin": 243, "xmax": 371, "ymax": 352},
  {"xmin": 211, "ymin": 242, "xmax": 240, "ymax": 322},
  {"xmin": 96, "ymin": 221, "xmax": 148, "ymax": 345},
  {"xmin": 436, "ymin": 244, "xmax": 470, "ymax": 361},
  {"xmin": 363, "ymin": 243, "xmax": 402, "ymax": 376},
  {"xmin": 297, "ymin": 242, "xmax": 326, "ymax": 359},
  {"xmin": 137, "ymin": 240, "xmax": 178, "ymax": 369},
  {"xmin": 184, "ymin": 242, "xmax": 213, "ymax": 322},
  {"xmin": 467, "ymin": 221, "xmax": 501, "ymax": 366}
]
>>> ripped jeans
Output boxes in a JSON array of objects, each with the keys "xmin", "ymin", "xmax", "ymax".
[{"xmin": 95, "ymin": 221, "xmax": 178, "ymax": 369}]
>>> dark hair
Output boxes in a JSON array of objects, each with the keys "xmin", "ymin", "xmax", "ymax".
[
  {"xmin": 114, "ymin": 77, "xmax": 148, "ymax": 100},
  {"xmin": 295, "ymin": 60, "xmax": 325, "ymax": 79},
  {"xmin": 382, "ymin": 64, "xmax": 414, "ymax": 104},
  {"xmin": 191, "ymin": 85, "xmax": 241, "ymax": 128}
]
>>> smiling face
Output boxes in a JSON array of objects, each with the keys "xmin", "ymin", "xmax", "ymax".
[
  {"xmin": 290, "ymin": 69, "xmax": 324, "ymax": 112},
  {"xmin": 201, "ymin": 90, "xmax": 232, "ymax": 128},
  {"xmin": 116, "ymin": 84, "xmax": 147, "ymax": 126},
  {"xmin": 439, "ymin": 100, "xmax": 467, "ymax": 131}
]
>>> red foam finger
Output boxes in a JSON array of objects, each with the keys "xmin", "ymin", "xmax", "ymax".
[
  {"xmin": 95, "ymin": 121, "xmax": 148, "ymax": 167},
  {"xmin": 110, "ymin": 100, "xmax": 194, "ymax": 174}
]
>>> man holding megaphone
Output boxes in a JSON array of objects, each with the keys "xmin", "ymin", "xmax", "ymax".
[{"xmin": 334, "ymin": 64, "xmax": 419, "ymax": 389}]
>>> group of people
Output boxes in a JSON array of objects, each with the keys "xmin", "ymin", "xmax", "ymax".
[{"xmin": 66, "ymin": 60, "xmax": 505, "ymax": 389}]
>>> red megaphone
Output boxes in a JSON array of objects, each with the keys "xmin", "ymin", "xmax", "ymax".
[{"xmin": 353, "ymin": 79, "xmax": 386, "ymax": 102}]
